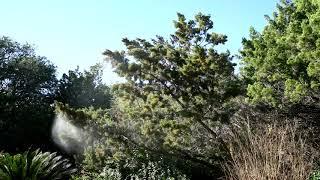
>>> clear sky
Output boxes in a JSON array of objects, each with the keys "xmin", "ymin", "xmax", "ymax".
[{"xmin": 0, "ymin": 0, "xmax": 278, "ymax": 84}]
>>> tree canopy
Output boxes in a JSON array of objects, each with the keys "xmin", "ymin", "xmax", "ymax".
[
  {"xmin": 57, "ymin": 63, "xmax": 111, "ymax": 109},
  {"xmin": 241, "ymin": 0, "xmax": 320, "ymax": 107},
  {"xmin": 104, "ymin": 12, "xmax": 241, "ymax": 136},
  {"xmin": 81, "ymin": 12, "xmax": 243, "ymax": 179},
  {"xmin": 0, "ymin": 36, "xmax": 57, "ymax": 151}
]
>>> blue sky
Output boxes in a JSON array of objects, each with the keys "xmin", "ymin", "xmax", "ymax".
[{"xmin": 0, "ymin": 0, "xmax": 278, "ymax": 84}]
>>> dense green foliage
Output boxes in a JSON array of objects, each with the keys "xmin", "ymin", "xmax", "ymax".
[
  {"xmin": 66, "ymin": 1, "xmax": 320, "ymax": 178},
  {"xmin": 76, "ymin": 12, "xmax": 242, "ymax": 179},
  {"xmin": 57, "ymin": 64, "xmax": 111, "ymax": 109},
  {"xmin": 241, "ymin": 0, "xmax": 320, "ymax": 106},
  {"xmin": 0, "ymin": 37, "xmax": 57, "ymax": 152},
  {"xmin": 0, "ymin": 36, "xmax": 112, "ymax": 152},
  {"xmin": 3, "ymin": 0, "xmax": 320, "ymax": 179},
  {"xmin": 0, "ymin": 149, "xmax": 76, "ymax": 180},
  {"xmin": 311, "ymin": 170, "xmax": 320, "ymax": 180}
]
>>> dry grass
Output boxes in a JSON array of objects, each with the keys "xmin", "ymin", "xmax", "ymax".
[{"xmin": 225, "ymin": 121, "xmax": 315, "ymax": 180}]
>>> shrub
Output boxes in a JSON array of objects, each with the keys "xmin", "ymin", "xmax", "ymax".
[
  {"xmin": 310, "ymin": 170, "xmax": 320, "ymax": 180},
  {"xmin": 79, "ymin": 146, "xmax": 188, "ymax": 179},
  {"xmin": 72, "ymin": 168, "xmax": 122, "ymax": 180},
  {"xmin": 225, "ymin": 121, "xmax": 315, "ymax": 180},
  {"xmin": 0, "ymin": 149, "xmax": 76, "ymax": 180}
]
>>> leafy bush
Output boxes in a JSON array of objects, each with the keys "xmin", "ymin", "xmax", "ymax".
[
  {"xmin": 79, "ymin": 146, "xmax": 188, "ymax": 179},
  {"xmin": 310, "ymin": 170, "xmax": 320, "ymax": 180},
  {"xmin": 0, "ymin": 149, "xmax": 76, "ymax": 180},
  {"xmin": 241, "ymin": 0, "xmax": 320, "ymax": 106},
  {"xmin": 72, "ymin": 169, "xmax": 121, "ymax": 180}
]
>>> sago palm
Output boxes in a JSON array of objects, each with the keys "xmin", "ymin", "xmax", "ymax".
[{"xmin": 0, "ymin": 149, "xmax": 76, "ymax": 180}]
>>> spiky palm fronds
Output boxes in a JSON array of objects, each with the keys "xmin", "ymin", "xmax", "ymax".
[{"xmin": 0, "ymin": 149, "xmax": 76, "ymax": 180}]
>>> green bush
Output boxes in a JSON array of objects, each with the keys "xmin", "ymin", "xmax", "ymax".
[
  {"xmin": 310, "ymin": 170, "xmax": 320, "ymax": 180},
  {"xmin": 72, "ymin": 168, "xmax": 121, "ymax": 180},
  {"xmin": 0, "ymin": 149, "xmax": 76, "ymax": 180}
]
